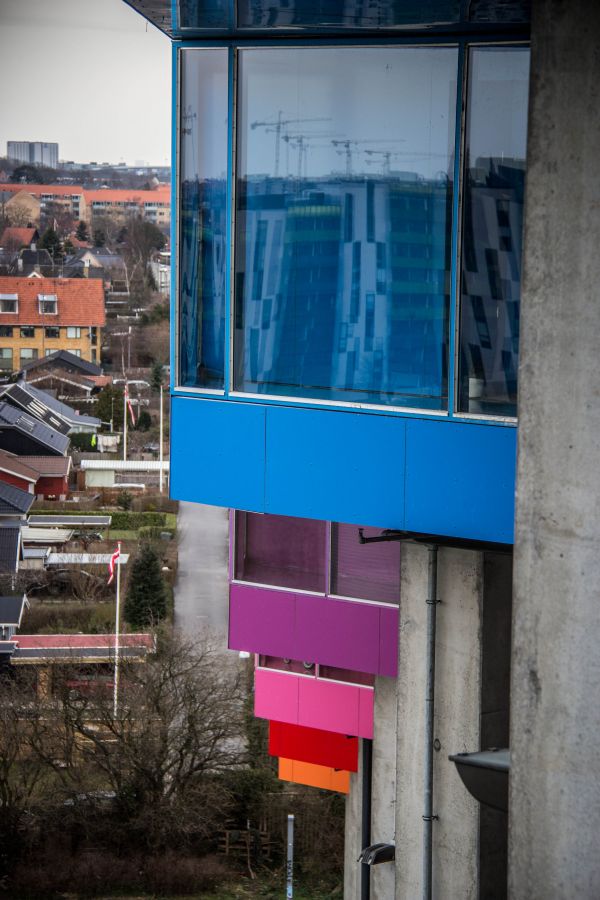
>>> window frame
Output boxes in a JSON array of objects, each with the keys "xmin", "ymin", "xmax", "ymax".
[{"xmin": 174, "ymin": 38, "xmax": 528, "ymax": 427}]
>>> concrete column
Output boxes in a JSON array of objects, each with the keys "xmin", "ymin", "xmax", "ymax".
[
  {"xmin": 395, "ymin": 544, "xmax": 483, "ymax": 900},
  {"xmin": 510, "ymin": 2, "xmax": 600, "ymax": 897},
  {"xmin": 344, "ymin": 749, "xmax": 364, "ymax": 900},
  {"xmin": 370, "ymin": 676, "xmax": 398, "ymax": 899}
]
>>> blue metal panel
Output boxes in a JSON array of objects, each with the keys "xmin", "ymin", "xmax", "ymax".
[
  {"xmin": 170, "ymin": 396, "xmax": 266, "ymax": 510},
  {"xmin": 404, "ymin": 418, "xmax": 516, "ymax": 542},
  {"xmin": 264, "ymin": 405, "xmax": 406, "ymax": 528}
]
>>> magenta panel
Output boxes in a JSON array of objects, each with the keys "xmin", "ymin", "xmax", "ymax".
[
  {"xmin": 229, "ymin": 583, "xmax": 296, "ymax": 658},
  {"xmin": 230, "ymin": 582, "xmax": 398, "ymax": 677},
  {"xmin": 254, "ymin": 668, "xmax": 374, "ymax": 739}
]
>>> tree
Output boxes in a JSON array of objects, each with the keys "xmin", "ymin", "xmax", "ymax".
[
  {"xmin": 135, "ymin": 409, "xmax": 152, "ymax": 431},
  {"xmin": 124, "ymin": 545, "xmax": 168, "ymax": 629},
  {"xmin": 38, "ymin": 225, "xmax": 63, "ymax": 261},
  {"xmin": 150, "ymin": 361, "xmax": 165, "ymax": 393},
  {"xmin": 9, "ymin": 164, "xmax": 54, "ymax": 184},
  {"xmin": 75, "ymin": 220, "xmax": 89, "ymax": 242},
  {"xmin": 93, "ymin": 227, "xmax": 107, "ymax": 248},
  {"xmin": 95, "ymin": 385, "xmax": 124, "ymax": 431}
]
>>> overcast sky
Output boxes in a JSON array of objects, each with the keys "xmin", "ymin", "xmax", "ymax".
[{"xmin": 0, "ymin": 0, "xmax": 171, "ymax": 166}]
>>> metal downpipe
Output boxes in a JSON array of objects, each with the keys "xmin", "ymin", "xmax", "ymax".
[
  {"xmin": 423, "ymin": 545, "xmax": 439, "ymax": 900},
  {"xmin": 361, "ymin": 738, "xmax": 373, "ymax": 900}
]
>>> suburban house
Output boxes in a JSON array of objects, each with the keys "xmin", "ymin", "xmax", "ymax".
[
  {"xmin": 0, "ymin": 594, "xmax": 27, "ymax": 641},
  {"xmin": 0, "ymin": 480, "xmax": 35, "ymax": 520},
  {"xmin": 19, "ymin": 456, "xmax": 71, "ymax": 501},
  {"xmin": 0, "ymin": 381, "xmax": 101, "ymax": 435},
  {"xmin": 0, "ymin": 402, "xmax": 70, "ymax": 456},
  {"xmin": 64, "ymin": 248, "xmax": 130, "ymax": 297},
  {"xmin": 0, "ymin": 276, "xmax": 105, "ymax": 370},
  {"xmin": 0, "ymin": 523, "xmax": 21, "ymax": 575},
  {"xmin": 0, "ymin": 227, "xmax": 39, "ymax": 251}
]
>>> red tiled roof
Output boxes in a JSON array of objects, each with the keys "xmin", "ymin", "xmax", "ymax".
[
  {"xmin": 85, "ymin": 186, "xmax": 170, "ymax": 205},
  {"xmin": 16, "ymin": 633, "xmax": 154, "ymax": 649},
  {"xmin": 1, "ymin": 227, "xmax": 37, "ymax": 247},
  {"xmin": 88, "ymin": 375, "xmax": 112, "ymax": 387},
  {"xmin": 0, "ymin": 276, "xmax": 105, "ymax": 326},
  {"xmin": 0, "ymin": 449, "xmax": 39, "ymax": 483},
  {"xmin": 17, "ymin": 455, "xmax": 71, "ymax": 477},
  {"xmin": 0, "ymin": 183, "xmax": 84, "ymax": 197}
]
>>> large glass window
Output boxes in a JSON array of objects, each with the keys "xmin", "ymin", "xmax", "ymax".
[
  {"xmin": 331, "ymin": 523, "xmax": 400, "ymax": 603},
  {"xmin": 458, "ymin": 47, "xmax": 530, "ymax": 417},
  {"xmin": 178, "ymin": 49, "xmax": 228, "ymax": 389},
  {"xmin": 233, "ymin": 47, "xmax": 457, "ymax": 409},
  {"xmin": 235, "ymin": 512, "xmax": 326, "ymax": 592}
]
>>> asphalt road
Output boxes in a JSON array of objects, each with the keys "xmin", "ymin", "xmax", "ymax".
[{"xmin": 173, "ymin": 501, "xmax": 230, "ymax": 646}]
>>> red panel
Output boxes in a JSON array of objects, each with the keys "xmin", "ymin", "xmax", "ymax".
[
  {"xmin": 0, "ymin": 471, "xmax": 33, "ymax": 492},
  {"xmin": 269, "ymin": 721, "xmax": 359, "ymax": 772}
]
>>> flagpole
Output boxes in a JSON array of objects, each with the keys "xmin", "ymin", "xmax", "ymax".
[
  {"xmin": 123, "ymin": 384, "xmax": 128, "ymax": 462},
  {"xmin": 159, "ymin": 384, "xmax": 164, "ymax": 494},
  {"xmin": 113, "ymin": 541, "xmax": 122, "ymax": 718}
]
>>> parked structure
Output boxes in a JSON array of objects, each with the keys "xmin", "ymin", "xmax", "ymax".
[{"xmin": 127, "ymin": 1, "xmax": 600, "ymax": 898}]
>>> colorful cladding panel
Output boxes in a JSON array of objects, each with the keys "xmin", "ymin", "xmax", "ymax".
[
  {"xmin": 254, "ymin": 668, "xmax": 374, "ymax": 739},
  {"xmin": 229, "ymin": 583, "xmax": 398, "ymax": 677},
  {"xmin": 278, "ymin": 758, "xmax": 350, "ymax": 794},
  {"xmin": 269, "ymin": 721, "xmax": 359, "ymax": 772}
]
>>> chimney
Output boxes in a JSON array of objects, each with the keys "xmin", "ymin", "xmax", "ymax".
[
  {"xmin": 17, "ymin": 257, "xmax": 23, "ymax": 272},
  {"xmin": 84, "ymin": 258, "xmax": 90, "ymax": 278},
  {"xmin": 30, "ymin": 242, "xmax": 36, "ymax": 251}
]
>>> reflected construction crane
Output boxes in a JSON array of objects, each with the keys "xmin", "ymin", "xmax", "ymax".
[
  {"xmin": 282, "ymin": 132, "xmax": 340, "ymax": 178},
  {"xmin": 251, "ymin": 112, "xmax": 331, "ymax": 177},
  {"xmin": 364, "ymin": 148, "xmax": 405, "ymax": 177},
  {"xmin": 332, "ymin": 139, "xmax": 404, "ymax": 176}
]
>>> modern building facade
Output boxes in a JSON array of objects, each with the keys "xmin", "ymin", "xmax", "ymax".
[
  {"xmin": 7, "ymin": 141, "xmax": 59, "ymax": 169},
  {"xmin": 125, "ymin": 1, "xmax": 600, "ymax": 898}
]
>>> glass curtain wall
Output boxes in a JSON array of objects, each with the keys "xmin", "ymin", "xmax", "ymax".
[
  {"xmin": 458, "ymin": 47, "xmax": 530, "ymax": 416},
  {"xmin": 233, "ymin": 47, "xmax": 457, "ymax": 409},
  {"xmin": 178, "ymin": 43, "xmax": 530, "ymax": 417},
  {"xmin": 178, "ymin": 50, "xmax": 228, "ymax": 388}
]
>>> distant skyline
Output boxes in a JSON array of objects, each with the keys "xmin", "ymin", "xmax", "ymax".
[{"xmin": 0, "ymin": 0, "xmax": 171, "ymax": 167}]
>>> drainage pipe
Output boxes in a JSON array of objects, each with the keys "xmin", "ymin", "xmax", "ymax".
[
  {"xmin": 423, "ymin": 545, "xmax": 439, "ymax": 900},
  {"xmin": 361, "ymin": 738, "xmax": 373, "ymax": 900}
]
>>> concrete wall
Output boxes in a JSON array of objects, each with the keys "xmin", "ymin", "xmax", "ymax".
[
  {"xmin": 395, "ymin": 544, "xmax": 483, "ymax": 900},
  {"xmin": 370, "ymin": 676, "xmax": 398, "ymax": 898},
  {"xmin": 344, "ymin": 750, "xmax": 364, "ymax": 900},
  {"xmin": 510, "ymin": 1, "xmax": 600, "ymax": 897}
]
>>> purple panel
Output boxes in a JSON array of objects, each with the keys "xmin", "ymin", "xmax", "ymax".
[
  {"xmin": 295, "ymin": 593, "xmax": 380, "ymax": 674},
  {"xmin": 228, "ymin": 583, "xmax": 296, "ymax": 656},
  {"xmin": 378, "ymin": 605, "xmax": 400, "ymax": 678}
]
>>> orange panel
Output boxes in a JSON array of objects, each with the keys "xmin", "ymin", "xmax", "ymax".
[{"xmin": 278, "ymin": 757, "xmax": 350, "ymax": 794}]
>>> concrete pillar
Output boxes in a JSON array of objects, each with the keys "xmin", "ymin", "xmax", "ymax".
[
  {"xmin": 509, "ymin": 2, "xmax": 600, "ymax": 897},
  {"xmin": 371, "ymin": 676, "xmax": 398, "ymax": 899},
  {"xmin": 395, "ymin": 544, "xmax": 483, "ymax": 900},
  {"xmin": 344, "ymin": 749, "xmax": 364, "ymax": 900}
]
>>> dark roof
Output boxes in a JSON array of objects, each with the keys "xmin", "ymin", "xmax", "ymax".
[
  {"xmin": 0, "ymin": 449, "xmax": 39, "ymax": 482},
  {"xmin": 18, "ymin": 455, "xmax": 71, "ymax": 477},
  {"xmin": 21, "ymin": 349, "xmax": 102, "ymax": 377},
  {"xmin": 0, "ymin": 524, "xmax": 21, "ymax": 573},
  {"xmin": 0, "ymin": 595, "xmax": 26, "ymax": 628},
  {"xmin": 0, "ymin": 401, "xmax": 70, "ymax": 456},
  {"xmin": 0, "ymin": 480, "xmax": 34, "ymax": 516},
  {"xmin": 0, "ymin": 382, "xmax": 100, "ymax": 430}
]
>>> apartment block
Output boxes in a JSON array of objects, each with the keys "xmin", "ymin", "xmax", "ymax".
[
  {"xmin": 7, "ymin": 141, "xmax": 59, "ymax": 169},
  {"xmin": 0, "ymin": 276, "xmax": 105, "ymax": 370},
  {"xmin": 127, "ymin": 2, "xmax": 600, "ymax": 898}
]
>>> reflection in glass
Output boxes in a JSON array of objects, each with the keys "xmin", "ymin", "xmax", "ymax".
[
  {"xmin": 331, "ymin": 523, "xmax": 400, "ymax": 603},
  {"xmin": 235, "ymin": 512, "xmax": 326, "ymax": 592},
  {"xmin": 234, "ymin": 47, "xmax": 457, "ymax": 409},
  {"xmin": 179, "ymin": 49, "xmax": 228, "ymax": 388},
  {"xmin": 458, "ymin": 47, "xmax": 530, "ymax": 416}
]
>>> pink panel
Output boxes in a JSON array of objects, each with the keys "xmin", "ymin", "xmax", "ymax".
[
  {"xmin": 254, "ymin": 668, "xmax": 299, "ymax": 724},
  {"xmin": 299, "ymin": 677, "xmax": 374, "ymax": 739},
  {"xmin": 358, "ymin": 687, "xmax": 375, "ymax": 739}
]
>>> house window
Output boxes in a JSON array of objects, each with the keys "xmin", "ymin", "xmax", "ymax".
[
  {"xmin": 0, "ymin": 326, "xmax": 13, "ymax": 337},
  {"xmin": 0, "ymin": 348, "xmax": 12, "ymax": 370},
  {"xmin": 67, "ymin": 327, "xmax": 81, "ymax": 339},
  {"xmin": 45, "ymin": 326, "xmax": 60, "ymax": 339},
  {"xmin": 20, "ymin": 326, "xmax": 35, "ymax": 338},
  {"xmin": 20, "ymin": 348, "xmax": 38, "ymax": 362},
  {"xmin": 0, "ymin": 294, "xmax": 18, "ymax": 314},
  {"xmin": 38, "ymin": 294, "xmax": 58, "ymax": 315}
]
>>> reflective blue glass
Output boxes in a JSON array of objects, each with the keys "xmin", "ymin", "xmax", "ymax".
[
  {"xmin": 179, "ymin": 49, "xmax": 228, "ymax": 389},
  {"xmin": 234, "ymin": 47, "xmax": 457, "ymax": 409},
  {"xmin": 458, "ymin": 47, "xmax": 530, "ymax": 416}
]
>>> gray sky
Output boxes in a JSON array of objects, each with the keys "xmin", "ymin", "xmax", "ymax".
[{"xmin": 0, "ymin": 0, "xmax": 171, "ymax": 166}]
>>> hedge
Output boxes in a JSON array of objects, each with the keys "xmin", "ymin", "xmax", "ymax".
[{"xmin": 110, "ymin": 511, "xmax": 167, "ymax": 530}]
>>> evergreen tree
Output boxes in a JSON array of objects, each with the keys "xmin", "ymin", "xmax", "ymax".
[
  {"xmin": 38, "ymin": 226, "xmax": 63, "ymax": 261},
  {"xmin": 95, "ymin": 385, "xmax": 124, "ymax": 431},
  {"xmin": 76, "ymin": 220, "xmax": 89, "ymax": 242},
  {"xmin": 150, "ymin": 361, "xmax": 164, "ymax": 393},
  {"xmin": 124, "ymin": 544, "xmax": 168, "ymax": 629},
  {"xmin": 93, "ymin": 228, "xmax": 106, "ymax": 248}
]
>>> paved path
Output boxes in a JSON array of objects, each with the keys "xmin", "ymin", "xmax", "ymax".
[{"xmin": 173, "ymin": 501, "xmax": 230, "ymax": 646}]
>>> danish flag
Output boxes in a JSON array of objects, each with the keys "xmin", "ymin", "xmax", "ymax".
[
  {"xmin": 107, "ymin": 545, "xmax": 121, "ymax": 585},
  {"xmin": 124, "ymin": 383, "xmax": 136, "ymax": 425}
]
